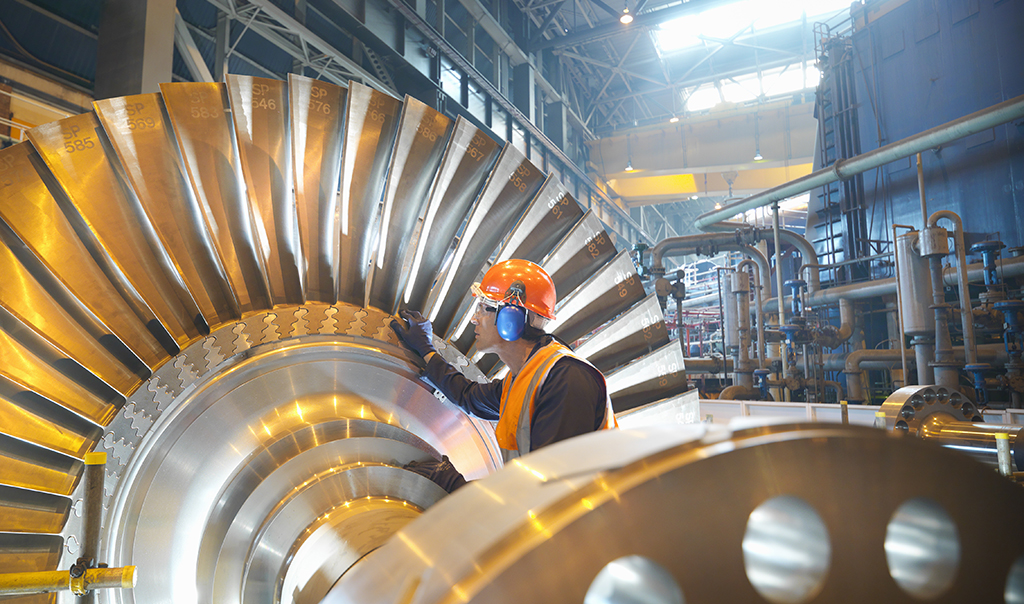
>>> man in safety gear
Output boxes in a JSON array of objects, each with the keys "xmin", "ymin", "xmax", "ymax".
[{"xmin": 390, "ymin": 259, "xmax": 616, "ymax": 491}]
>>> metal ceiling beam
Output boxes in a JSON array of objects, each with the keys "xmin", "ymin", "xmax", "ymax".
[
  {"xmin": 593, "ymin": 53, "xmax": 801, "ymax": 110},
  {"xmin": 185, "ymin": 21, "xmax": 280, "ymax": 79},
  {"xmin": 588, "ymin": 0, "xmax": 622, "ymax": 19},
  {"xmin": 584, "ymin": 31, "xmax": 642, "ymax": 124},
  {"xmin": 386, "ymin": 0, "xmax": 652, "ymax": 245},
  {"xmin": 531, "ymin": 0, "xmax": 720, "ymax": 52},
  {"xmin": 174, "ymin": 9, "xmax": 214, "ymax": 83},
  {"xmin": 205, "ymin": 0, "xmax": 396, "ymax": 94},
  {"xmin": 529, "ymin": 0, "xmax": 569, "ymax": 45},
  {"xmin": 11, "ymin": 0, "xmax": 97, "ymax": 40},
  {"xmin": 558, "ymin": 50, "xmax": 666, "ymax": 86}
]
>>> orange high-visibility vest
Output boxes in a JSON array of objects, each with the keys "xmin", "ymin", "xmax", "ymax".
[{"xmin": 495, "ymin": 340, "xmax": 616, "ymax": 460}]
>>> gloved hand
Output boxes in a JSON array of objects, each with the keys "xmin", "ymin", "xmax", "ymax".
[{"xmin": 390, "ymin": 309, "xmax": 437, "ymax": 358}]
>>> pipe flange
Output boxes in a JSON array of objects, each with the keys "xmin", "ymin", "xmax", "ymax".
[{"xmin": 879, "ymin": 385, "xmax": 983, "ymax": 434}]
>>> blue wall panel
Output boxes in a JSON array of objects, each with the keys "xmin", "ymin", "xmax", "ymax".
[{"xmin": 811, "ymin": 0, "xmax": 1024, "ymax": 256}]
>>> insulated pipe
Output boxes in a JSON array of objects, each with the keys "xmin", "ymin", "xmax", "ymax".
[
  {"xmin": 835, "ymin": 298, "xmax": 855, "ymax": 342},
  {"xmin": 927, "ymin": 211, "xmax": 979, "ymax": 366},
  {"xmin": 683, "ymin": 357, "xmax": 735, "ymax": 374},
  {"xmin": 772, "ymin": 204, "xmax": 788, "ymax": 390},
  {"xmin": 704, "ymin": 221, "xmax": 820, "ymax": 293},
  {"xmin": 694, "ymin": 93, "xmax": 1024, "ymax": 229},
  {"xmin": 650, "ymin": 230, "xmax": 757, "ymax": 274},
  {"xmin": 843, "ymin": 349, "xmax": 905, "ymax": 402},
  {"xmin": 731, "ymin": 270, "xmax": 754, "ymax": 389},
  {"xmin": 824, "ymin": 380, "xmax": 845, "ymax": 402},
  {"xmin": 763, "ymin": 255, "xmax": 1024, "ymax": 312},
  {"xmin": 737, "ymin": 258, "xmax": 767, "ymax": 369}
]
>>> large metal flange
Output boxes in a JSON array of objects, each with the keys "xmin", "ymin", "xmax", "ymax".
[
  {"xmin": 71, "ymin": 303, "xmax": 501, "ymax": 604},
  {"xmin": 879, "ymin": 385, "xmax": 983, "ymax": 433}
]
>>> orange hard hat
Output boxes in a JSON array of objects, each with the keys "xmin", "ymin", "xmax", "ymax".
[{"xmin": 473, "ymin": 259, "xmax": 557, "ymax": 320}]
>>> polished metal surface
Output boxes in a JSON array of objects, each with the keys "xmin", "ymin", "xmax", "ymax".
[
  {"xmin": 288, "ymin": 75, "xmax": 347, "ymax": 304},
  {"xmin": 542, "ymin": 210, "xmax": 617, "ymax": 301},
  {"xmin": 427, "ymin": 145, "xmax": 545, "ymax": 338},
  {"xmin": 0, "ymin": 484, "xmax": 69, "ymax": 534},
  {"xmin": 367, "ymin": 96, "xmax": 452, "ymax": 313},
  {"xmin": 742, "ymin": 495, "xmax": 830, "ymax": 604},
  {"xmin": 615, "ymin": 389, "xmax": 701, "ymax": 428},
  {"xmin": 94, "ymin": 93, "xmax": 239, "ymax": 329},
  {"xmin": 493, "ymin": 176, "xmax": 584, "ymax": 265},
  {"xmin": 575, "ymin": 294, "xmax": 669, "ymax": 372},
  {"xmin": 28, "ymin": 113, "xmax": 203, "ymax": 351},
  {"xmin": 549, "ymin": 250, "xmax": 647, "ymax": 343},
  {"xmin": 585, "ymin": 556, "xmax": 685, "ymax": 604},
  {"xmin": 0, "ymin": 143, "xmax": 167, "ymax": 370},
  {"xmin": 336, "ymin": 82, "xmax": 403, "ymax": 307},
  {"xmin": 884, "ymin": 497, "xmax": 960, "ymax": 600},
  {"xmin": 896, "ymin": 231, "xmax": 932, "ymax": 337},
  {"xmin": 0, "ymin": 78, "xmax": 729, "ymax": 603},
  {"xmin": 604, "ymin": 339, "xmax": 688, "ymax": 412},
  {"xmin": 403, "ymin": 118, "xmax": 501, "ymax": 312},
  {"xmin": 161, "ymin": 81, "xmax": 273, "ymax": 313},
  {"xmin": 879, "ymin": 385, "xmax": 1024, "ymax": 469},
  {"xmin": 0, "ymin": 233, "xmax": 139, "ymax": 398},
  {"xmin": 327, "ymin": 422, "xmax": 1024, "ymax": 603},
  {"xmin": 95, "ymin": 311, "xmax": 500, "ymax": 604},
  {"xmin": 0, "ymin": 533, "xmax": 63, "ymax": 575},
  {"xmin": 228, "ymin": 75, "xmax": 304, "ymax": 307}
]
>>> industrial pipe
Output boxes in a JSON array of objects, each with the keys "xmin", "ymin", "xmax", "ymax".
[
  {"xmin": 737, "ymin": 257, "xmax": 767, "ymax": 369},
  {"xmin": 683, "ymin": 357, "xmax": 734, "ymax": 374},
  {"xmin": 763, "ymin": 255, "xmax": 1024, "ymax": 313},
  {"xmin": 824, "ymin": 380, "xmax": 845, "ymax": 402},
  {"xmin": 650, "ymin": 230, "xmax": 757, "ymax": 274},
  {"xmin": 0, "ymin": 567, "xmax": 136, "ymax": 596},
  {"xmin": 694, "ymin": 93, "xmax": 1024, "ymax": 229},
  {"xmin": 928, "ymin": 210, "xmax": 979, "ymax": 366},
  {"xmin": 731, "ymin": 270, "xmax": 755, "ymax": 389},
  {"xmin": 772, "ymin": 203, "xmax": 788, "ymax": 392},
  {"xmin": 704, "ymin": 221, "xmax": 820, "ymax": 293},
  {"xmin": 843, "ymin": 349, "xmax": 905, "ymax": 402}
]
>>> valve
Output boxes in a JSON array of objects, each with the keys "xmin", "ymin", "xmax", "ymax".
[{"xmin": 632, "ymin": 242, "xmax": 650, "ymax": 278}]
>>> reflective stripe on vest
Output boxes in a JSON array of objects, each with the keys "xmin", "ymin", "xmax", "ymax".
[{"xmin": 496, "ymin": 341, "xmax": 615, "ymax": 460}]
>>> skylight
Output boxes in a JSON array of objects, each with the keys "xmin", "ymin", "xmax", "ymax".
[
  {"xmin": 682, "ymin": 61, "xmax": 821, "ymax": 111},
  {"xmin": 654, "ymin": 0, "xmax": 855, "ymax": 54}
]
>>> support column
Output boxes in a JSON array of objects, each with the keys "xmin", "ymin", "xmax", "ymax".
[
  {"xmin": 95, "ymin": 0, "xmax": 176, "ymax": 99},
  {"xmin": 546, "ymin": 101, "xmax": 567, "ymax": 150},
  {"xmin": 513, "ymin": 62, "xmax": 535, "ymax": 122}
]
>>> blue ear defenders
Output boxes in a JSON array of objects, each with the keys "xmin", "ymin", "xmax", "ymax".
[{"xmin": 495, "ymin": 281, "xmax": 527, "ymax": 342}]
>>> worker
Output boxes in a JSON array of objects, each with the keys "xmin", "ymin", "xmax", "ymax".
[{"xmin": 390, "ymin": 259, "xmax": 616, "ymax": 491}]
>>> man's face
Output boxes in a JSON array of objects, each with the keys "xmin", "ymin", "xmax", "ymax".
[{"xmin": 471, "ymin": 299, "xmax": 502, "ymax": 353}]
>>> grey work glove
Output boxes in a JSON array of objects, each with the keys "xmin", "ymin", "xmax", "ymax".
[{"xmin": 390, "ymin": 309, "xmax": 437, "ymax": 358}]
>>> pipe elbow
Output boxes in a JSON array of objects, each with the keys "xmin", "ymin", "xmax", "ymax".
[
  {"xmin": 836, "ymin": 299, "xmax": 855, "ymax": 341},
  {"xmin": 824, "ymin": 380, "xmax": 845, "ymax": 400},
  {"xmin": 927, "ymin": 209, "xmax": 961, "ymax": 230}
]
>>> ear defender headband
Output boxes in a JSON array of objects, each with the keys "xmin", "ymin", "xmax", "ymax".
[{"xmin": 496, "ymin": 280, "xmax": 527, "ymax": 341}]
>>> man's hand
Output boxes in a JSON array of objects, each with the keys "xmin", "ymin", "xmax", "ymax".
[{"xmin": 390, "ymin": 309, "xmax": 437, "ymax": 358}]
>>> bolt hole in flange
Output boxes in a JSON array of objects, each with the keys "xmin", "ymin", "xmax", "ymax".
[
  {"xmin": 742, "ymin": 496, "xmax": 831, "ymax": 604},
  {"xmin": 585, "ymin": 556, "xmax": 685, "ymax": 604},
  {"xmin": 1005, "ymin": 554, "xmax": 1024, "ymax": 603},
  {"xmin": 884, "ymin": 498, "xmax": 960, "ymax": 599}
]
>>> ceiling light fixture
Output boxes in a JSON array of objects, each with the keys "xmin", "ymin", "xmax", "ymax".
[
  {"xmin": 714, "ymin": 202, "xmax": 722, "ymax": 210},
  {"xmin": 620, "ymin": 6, "xmax": 633, "ymax": 24},
  {"xmin": 669, "ymin": 115, "xmax": 679, "ymax": 123},
  {"xmin": 624, "ymin": 159, "xmax": 635, "ymax": 172},
  {"xmin": 753, "ymin": 150, "xmax": 763, "ymax": 161}
]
